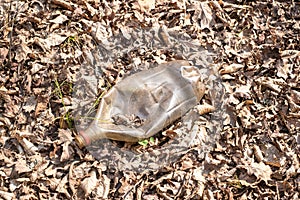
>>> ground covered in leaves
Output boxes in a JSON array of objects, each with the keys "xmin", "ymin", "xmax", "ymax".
[{"xmin": 0, "ymin": 0, "xmax": 299, "ymax": 199}]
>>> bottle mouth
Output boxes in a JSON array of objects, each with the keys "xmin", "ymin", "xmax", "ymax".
[{"xmin": 75, "ymin": 131, "xmax": 89, "ymax": 148}]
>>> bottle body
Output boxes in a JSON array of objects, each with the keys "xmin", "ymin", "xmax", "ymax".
[{"xmin": 75, "ymin": 60, "xmax": 205, "ymax": 148}]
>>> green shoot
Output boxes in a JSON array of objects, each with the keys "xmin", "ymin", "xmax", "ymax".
[
  {"xmin": 138, "ymin": 137, "xmax": 155, "ymax": 147},
  {"xmin": 54, "ymin": 78, "xmax": 74, "ymax": 129}
]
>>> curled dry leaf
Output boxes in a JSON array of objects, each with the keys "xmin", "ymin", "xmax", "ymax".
[
  {"xmin": 220, "ymin": 63, "xmax": 244, "ymax": 75},
  {"xmin": 256, "ymin": 77, "xmax": 286, "ymax": 93},
  {"xmin": 21, "ymin": 138, "xmax": 38, "ymax": 153},
  {"xmin": 194, "ymin": 2, "xmax": 214, "ymax": 30},
  {"xmin": 35, "ymin": 95, "xmax": 49, "ymax": 116},
  {"xmin": 60, "ymin": 141, "xmax": 73, "ymax": 162},
  {"xmin": 81, "ymin": 170, "xmax": 98, "ymax": 196},
  {"xmin": 253, "ymin": 144, "xmax": 264, "ymax": 163},
  {"xmin": 31, "ymin": 62, "xmax": 45, "ymax": 74},
  {"xmin": 56, "ymin": 175, "xmax": 71, "ymax": 198},
  {"xmin": 95, "ymin": 174, "xmax": 110, "ymax": 199},
  {"xmin": 57, "ymin": 129, "xmax": 73, "ymax": 143},
  {"xmin": 15, "ymin": 43, "xmax": 32, "ymax": 62},
  {"xmin": 196, "ymin": 103, "xmax": 216, "ymax": 115},
  {"xmin": 85, "ymin": 2, "xmax": 98, "ymax": 16}
]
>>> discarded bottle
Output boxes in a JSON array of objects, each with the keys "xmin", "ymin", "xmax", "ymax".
[{"xmin": 75, "ymin": 60, "xmax": 205, "ymax": 148}]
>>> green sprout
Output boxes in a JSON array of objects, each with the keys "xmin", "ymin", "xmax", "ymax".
[
  {"xmin": 54, "ymin": 78, "xmax": 74, "ymax": 129},
  {"xmin": 63, "ymin": 35, "xmax": 79, "ymax": 47},
  {"xmin": 138, "ymin": 137, "xmax": 155, "ymax": 147}
]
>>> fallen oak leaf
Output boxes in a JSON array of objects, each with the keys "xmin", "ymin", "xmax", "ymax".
[{"xmin": 238, "ymin": 161, "xmax": 273, "ymax": 184}]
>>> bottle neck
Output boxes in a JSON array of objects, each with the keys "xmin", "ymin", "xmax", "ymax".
[{"xmin": 75, "ymin": 122, "xmax": 105, "ymax": 148}]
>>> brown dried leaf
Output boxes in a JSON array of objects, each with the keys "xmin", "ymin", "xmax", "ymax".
[
  {"xmin": 81, "ymin": 170, "xmax": 97, "ymax": 196},
  {"xmin": 85, "ymin": 2, "xmax": 98, "ymax": 16},
  {"xmin": 30, "ymin": 62, "xmax": 46, "ymax": 74},
  {"xmin": 21, "ymin": 138, "xmax": 38, "ymax": 153},
  {"xmin": 0, "ymin": 47, "xmax": 8, "ymax": 63},
  {"xmin": 46, "ymin": 32, "xmax": 68, "ymax": 49},
  {"xmin": 23, "ymin": 96, "xmax": 37, "ymax": 113},
  {"xmin": 52, "ymin": 0, "xmax": 75, "ymax": 11},
  {"xmin": 60, "ymin": 141, "xmax": 72, "ymax": 162},
  {"xmin": 0, "ymin": 190, "xmax": 15, "ymax": 200},
  {"xmin": 58, "ymin": 129, "xmax": 73, "ymax": 143},
  {"xmin": 14, "ymin": 158, "xmax": 32, "ymax": 174},
  {"xmin": 49, "ymin": 14, "xmax": 69, "ymax": 24},
  {"xmin": 198, "ymin": 2, "xmax": 214, "ymax": 29},
  {"xmin": 15, "ymin": 43, "xmax": 32, "ymax": 62},
  {"xmin": 193, "ymin": 168, "xmax": 205, "ymax": 182},
  {"xmin": 219, "ymin": 63, "xmax": 244, "ymax": 74},
  {"xmin": 250, "ymin": 162, "xmax": 273, "ymax": 182},
  {"xmin": 95, "ymin": 174, "xmax": 110, "ymax": 199},
  {"xmin": 137, "ymin": 0, "xmax": 155, "ymax": 13},
  {"xmin": 56, "ymin": 175, "xmax": 71, "ymax": 198},
  {"xmin": 196, "ymin": 103, "xmax": 216, "ymax": 115},
  {"xmin": 239, "ymin": 161, "xmax": 273, "ymax": 183},
  {"xmin": 35, "ymin": 95, "xmax": 49, "ymax": 116}
]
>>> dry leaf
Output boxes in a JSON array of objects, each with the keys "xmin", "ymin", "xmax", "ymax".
[
  {"xmin": 35, "ymin": 95, "xmax": 49, "ymax": 116},
  {"xmin": 0, "ymin": 47, "xmax": 8, "ymax": 63},
  {"xmin": 60, "ymin": 141, "xmax": 72, "ymax": 162},
  {"xmin": 220, "ymin": 63, "xmax": 244, "ymax": 74},
  {"xmin": 95, "ymin": 174, "xmax": 110, "ymax": 198},
  {"xmin": 0, "ymin": 190, "xmax": 15, "ymax": 200},
  {"xmin": 56, "ymin": 175, "xmax": 71, "ymax": 198},
  {"xmin": 198, "ymin": 2, "xmax": 214, "ymax": 29},
  {"xmin": 23, "ymin": 96, "xmax": 37, "ymax": 113},
  {"xmin": 85, "ymin": 2, "xmax": 98, "ymax": 16},
  {"xmin": 137, "ymin": 0, "xmax": 155, "ymax": 13},
  {"xmin": 239, "ymin": 161, "xmax": 273, "ymax": 183},
  {"xmin": 196, "ymin": 103, "xmax": 216, "ymax": 115},
  {"xmin": 15, "ymin": 43, "xmax": 32, "ymax": 62},
  {"xmin": 81, "ymin": 170, "xmax": 97, "ymax": 196},
  {"xmin": 14, "ymin": 158, "xmax": 32, "ymax": 174},
  {"xmin": 49, "ymin": 14, "xmax": 69, "ymax": 24}
]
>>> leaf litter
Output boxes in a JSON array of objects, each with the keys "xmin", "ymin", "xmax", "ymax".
[{"xmin": 0, "ymin": 0, "xmax": 299, "ymax": 199}]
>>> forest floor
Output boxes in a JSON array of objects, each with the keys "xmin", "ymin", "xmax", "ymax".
[{"xmin": 0, "ymin": 0, "xmax": 299, "ymax": 199}]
